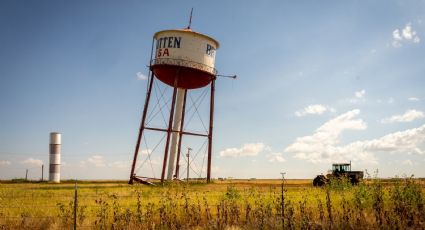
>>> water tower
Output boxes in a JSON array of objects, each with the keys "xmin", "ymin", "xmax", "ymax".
[{"xmin": 129, "ymin": 18, "xmax": 221, "ymax": 184}]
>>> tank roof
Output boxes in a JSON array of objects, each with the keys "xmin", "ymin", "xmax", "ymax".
[{"xmin": 154, "ymin": 29, "xmax": 220, "ymax": 48}]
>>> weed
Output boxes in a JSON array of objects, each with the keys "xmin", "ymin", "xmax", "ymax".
[
  {"xmin": 371, "ymin": 177, "xmax": 384, "ymax": 227},
  {"xmin": 326, "ymin": 187, "xmax": 333, "ymax": 228},
  {"xmin": 94, "ymin": 197, "xmax": 109, "ymax": 230},
  {"xmin": 1, "ymin": 177, "xmax": 424, "ymax": 229},
  {"xmin": 56, "ymin": 201, "xmax": 73, "ymax": 227}
]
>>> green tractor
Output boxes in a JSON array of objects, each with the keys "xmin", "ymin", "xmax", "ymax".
[{"xmin": 313, "ymin": 162, "xmax": 364, "ymax": 187}]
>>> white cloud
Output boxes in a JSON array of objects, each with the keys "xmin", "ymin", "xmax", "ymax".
[
  {"xmin": 408, "ymin": 97, "xmax": 420, "ymax": 102},
  {"xmin": 108, "ymin": 161, "xmax": 128, "ymax": 169},
  {"xmin": 402, "ymin": 160, "xmax": 413, "ymax": 166},
  {"xmin": 413, "ymin": 37, "xmax": 420, "ymax": 43},
  {"xmin": 21, "ymin": 158, "xmax": 43, "ymax": 166},
  {"xmin": 347, "ymin": 125, "xmax": 425, "ymax": 155},
  {"xmin": 347, "ymin": 90, "xmax": 366, "ymax": 104},
  {"xmin": 267, "ymin": 153, "xmax": 286, "ymax": 163},
  {"xmin": 387, "ymin": 97, "xmax": 395, "ymax": 104},
  {"xmin": 136, "ymin": 72, "xmax": 148, "ymax": 80},
  {"xmin": 295, "ymin": 104, "xmax": 333, "ymax": 117},
  {"xmin": 392, "ymin": 40, "xmax": 402, "ymax": 48},
  {"xmin": 355, "ymin": 89, "xmax": 366, "ymax": 98},
  {"xmin": 285, "ymin": 110, "xmax": 425, "ymax": 164},
  {"xmin": 392, "ymin": 29, "xmax": 403, "ymax": 47},
  {"xmin": 381, "ymin": 110, "xmax": 425, "ymax": 124},
  {"xmin": 286, "ymin": 110, "xmax": 370, "ymax": 163},
  {"xmin": 393, "ymin": 29, "xmax": 403, "ymax": 41},
  {"xmin": 219, "ymin": 143, "xmax": 266, "ymax": 157},
  {"xmin": 0, "ymin": 160, "xmax": 11, "ymax": 166},
  {"xmin": 392, "ymin": 23, "xmax": 420, "ymax": 47},
  {"xmin": 402, "ymin": 23, "xmax": 416, "ymax": 40},
  {"xmin": 87, "ymin": 155, "xmax": 106, "ymax": 167},
  {"xmin": 140, "ymin": 149, "xmax": 152, "ymax": 155}
]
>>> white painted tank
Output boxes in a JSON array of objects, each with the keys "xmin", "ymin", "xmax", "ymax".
[
  {"xmin": 49, "ymin": 132, "xmax": 61, "ymax": 183},
  {"xmin": 151, "ymin": 29, "xmax": 220, "ymax": 89}
]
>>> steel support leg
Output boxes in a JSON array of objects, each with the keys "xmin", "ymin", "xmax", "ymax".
[
  {"xmin": 207, "ymin": 78, "xmax": 215, "ymax": 183},
  {"xmin": 129, "ymin": 76, "xmax": 155, "ymax": 184}
]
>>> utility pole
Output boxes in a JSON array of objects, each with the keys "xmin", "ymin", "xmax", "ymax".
[
  {"xmin": 41, "ymin": 164, "xmax": 44, "ymax": 181},
  {"xmin": 186, "ymin": 147, "xmax": 192, "ymax": 182},
  {"xmin": 280, "ymin": 172, "xmax": 286, "ymax": 184},
  {"xmin": 25, "ymin": 169, "xmax": 28, "ymax": 181}
]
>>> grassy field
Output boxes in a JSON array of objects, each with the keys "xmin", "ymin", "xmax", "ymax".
[{"xmin": 0, "ymin": 178, "xmax": 424, "ymax": 229}]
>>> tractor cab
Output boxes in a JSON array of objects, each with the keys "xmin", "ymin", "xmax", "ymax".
[{"xmin": 332, "ymin": 163, "xmax": 351, "ymax": 173}]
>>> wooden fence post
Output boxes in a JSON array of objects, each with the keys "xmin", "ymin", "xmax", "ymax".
[{"xmin": 74, "ymin": 181, "xmax": 77, "ymax": 230}]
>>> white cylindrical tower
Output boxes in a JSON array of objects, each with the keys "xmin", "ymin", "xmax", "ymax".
[
  {"xmin": 49, "ymin": 132, "xmax": 61, "ymax": 183},
  {"xmin": 167, "ymin": 88, "xmax": 185, "ymax": 180}
]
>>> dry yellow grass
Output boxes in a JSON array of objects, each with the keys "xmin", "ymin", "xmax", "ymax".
[{"xmin": 0, "ymin": 178, "xmax": 424, "ymax": 229}]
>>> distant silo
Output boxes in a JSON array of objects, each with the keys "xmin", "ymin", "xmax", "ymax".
[{"xmin": 49, "ymin": 132, "xmax": 61, "ymax": 183}]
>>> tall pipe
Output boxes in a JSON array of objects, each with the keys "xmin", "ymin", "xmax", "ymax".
[
  {"xmin": 161, "ymin": 86, "xmax": 178, "ymax": 183},
  {"xmin": 175, "ymin": 89, "xmax": 188, "ymax": 179},
  {"xmin": 167, "ymin": 88, "xmax": 185, "ymax": 180},
  {"xmin": 49, "ymin": 132, "xmax": 61, "ymax": 183}
]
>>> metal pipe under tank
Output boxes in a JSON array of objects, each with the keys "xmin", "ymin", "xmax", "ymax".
[
  {"xmin": 167, "ymin": 88, "xmax": 185, "ymax": 180},
  {"xmin": 49, "ymin": 132, "xmax": 61, "ymax": 183}
]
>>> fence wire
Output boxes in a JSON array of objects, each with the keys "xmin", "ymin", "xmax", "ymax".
[
  {"xmin": 0, "ymin": 181, "xmax": 300, "ymax": 229},
  {"xmin": 1, "ymin": 179, "xmax": 424, "ymax": 229}
]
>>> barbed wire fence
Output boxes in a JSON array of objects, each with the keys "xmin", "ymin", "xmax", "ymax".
[
  {"xmin": 0, "ymin": 182, "xmax": 105, "ymax": 229},
  {"xmin": 0, "ymin": 181, "xmax": 289, "ymax": 229},
  {"xmin": 2, "ymin": 179, "xmax": 424, "ymax": 229}
]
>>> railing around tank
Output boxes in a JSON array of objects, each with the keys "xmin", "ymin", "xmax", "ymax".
[{"xmin": 151, "ymin": 58, "xmax": 217, "ymax": 75}]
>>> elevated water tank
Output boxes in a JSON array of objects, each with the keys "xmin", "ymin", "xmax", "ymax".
[{"xmin": 151, "ymin": 29, "xmax": 219, "ymax": 89}]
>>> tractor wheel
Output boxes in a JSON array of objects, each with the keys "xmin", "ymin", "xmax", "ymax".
[
  {"xmin": 313, "ymin": 175, "xmax": 326, "ymax": 187},
  {"xmin": 350, "ymin": 175, "xmax": 359, "ymax": 185}
]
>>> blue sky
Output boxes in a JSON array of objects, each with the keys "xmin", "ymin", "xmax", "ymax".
[{"xmin": 1, "ymin": 1, "xmax": 425, "ymax": 180}]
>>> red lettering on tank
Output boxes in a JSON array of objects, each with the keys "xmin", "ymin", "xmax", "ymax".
[{"xmin": 163, "ymin": 48, "xmax": 169, "ymax": 56}]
